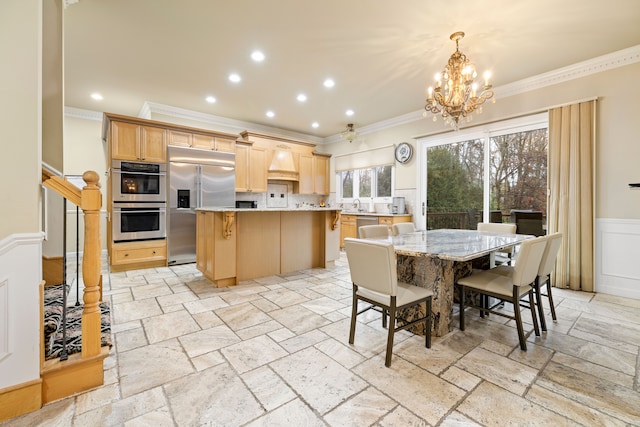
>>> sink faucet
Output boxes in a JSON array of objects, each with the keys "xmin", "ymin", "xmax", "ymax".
[{"xmin": 352, "ymin": 199, "xmax": 360, "ymax": 211}]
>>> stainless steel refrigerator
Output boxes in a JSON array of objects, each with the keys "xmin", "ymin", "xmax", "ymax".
[{"xmin": 167, "ymin": 146, "xmax": 235, "ymax": 265}]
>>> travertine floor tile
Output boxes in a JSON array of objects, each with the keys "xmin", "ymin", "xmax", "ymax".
[
  {"xmin": 537, "ymin": 361, "xmax": 640, "ymax": 425},
  {"xmin": 270, "ymin": 347, "xmax": 368, "ymax": 415},
  {"xmin": 118, "ymin": 339, "xmax": 193, "ymax": 398},
  {"xmin": 455, "ymin": 347, "xmax": 538, "ymax": 395},
  {"xmin": 324, "ymin": 386, "xmax": 397, "ymax": 427},
  {"xmin": 457, "ymin": 381, "xmax": 572, "ymax": 426},
  {"xmin": 141, "ymin": 309, "xmax": 200, "ymax": 343},
  {"xmin": 214, "ymin": 301, "xmax": 273, "ymax": 330},
  {"xmin": 244, "ymin": 398, "xmax": 325, "ymax": 427},
  {"xmin": 242, "ymin": 366, "xmax": 296, "ymax": 411},
  {"xmin": 178, "ymin": 324, "xmax": 240, "ymax": 358},
  {"xmin": 354, "ymin": 357, "xmax": 465, "ymax": 425},
  {"xmin": 221, "ymin": 335, "xmax": 288, "ymax": 374},
  {"xmin": 164, "ymin": 363, "xmax": 263, "ymax": 426}
]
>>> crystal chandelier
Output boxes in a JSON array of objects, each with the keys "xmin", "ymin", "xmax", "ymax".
[
  {"xmin": 341, "ymin": 123, "xmax": 358, "ymax": 142},
  {"xmin": 424, "ymin": 32, "xmax": 494, "ymax": 129}
]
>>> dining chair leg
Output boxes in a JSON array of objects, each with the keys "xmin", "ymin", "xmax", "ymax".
[
  {"xmin": 544, "ymin": 277, "xmax": 558, "ymax": 321},
  {"xmin": 382, "ymin": 309, "xmax": 388, "ymax": 329},
  {"xmin": 385, "ymin": 300, "xmax": 397, "ymax": 367},
  {"xmin": 513, "ymin": 294, "xmax": 527, "ymax": 351},
  {"xmin": 459, "ymin": 285, "xmax": 466, "ymax": 331},
  {"xmin": 534, "ymin": 277, "xmax": 547, "ymax": 332},
  {"xmin": 529, "ymin": 288, "xmax": 541, "ymax": 337},
  {"xmin": 349, "ymin": 286, "xmax": 358, "ymax": 345}
]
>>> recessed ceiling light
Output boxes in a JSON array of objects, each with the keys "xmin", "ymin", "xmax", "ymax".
[
  {"xmin": 266, "ymin": 111, "xmax": 275, "ymax": 118},
  {"xmin": 251, "ymin": 51, "xmax": 265, "ymax": 62},
  {"xmin": 323, "ymin": 78, "xmax": 335, "ymax": 88},
  {"xmin": 90, "ymin": 93, "xmax": 103, "ymax": 100},
  {"xmin": 228, "ymin": 73, "xmax": 241, "ymax": 83},
  {"xmin": 312, "ymin": 122, "xmax": 319, "ymax": 128},
  {"xmin": 297, "ymin": 94, "xmax": 307, "ymax": 102},
  {"xmin": 346, "ymin": 109, "xmax": 354, "ymax": 116},
  {"xmin": 205, "ymin": 96, "xmax": 216, "ymax": 103}
]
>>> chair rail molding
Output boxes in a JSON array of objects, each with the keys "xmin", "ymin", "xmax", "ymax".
[{"xmin": 595, "ymin": 218, "xmax": 640, "ymax": 299}]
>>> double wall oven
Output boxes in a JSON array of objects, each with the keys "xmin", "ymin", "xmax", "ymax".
[{"xmin": 112, "ymin": 160, "xmax": 167, "ymax": 242}]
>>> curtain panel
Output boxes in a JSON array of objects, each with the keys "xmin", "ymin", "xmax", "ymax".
[{"xmin": 548, "ymin": 100, "xmax": 596, "ymax": 292}]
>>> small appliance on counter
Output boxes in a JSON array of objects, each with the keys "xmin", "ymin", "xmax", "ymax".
[
  {"xmin": 236, "ymin": 200, "xmax": 257, "ymax": 209},
  {"xmin": 391, "ymin": 196, "xmax": 405, "ymax": 214}
]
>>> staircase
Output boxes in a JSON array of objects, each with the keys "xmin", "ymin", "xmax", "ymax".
[{"xmin": 39, "ymin": 169, "xmax": 111, "ymax": 404}]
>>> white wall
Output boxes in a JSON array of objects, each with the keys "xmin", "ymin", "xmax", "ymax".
[{"xmin": 0, "ymin": 0, "xmax": 43, "ymax": 390}]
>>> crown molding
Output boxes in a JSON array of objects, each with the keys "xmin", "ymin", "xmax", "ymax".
[
  {"xmin": 64, "ymin": 106, "xmax": 102, "ymax": 121},
  {"xmin": 140, "ymin": 101, "xmax": 325, "ymax": 144},
  {"xmin": 494, "ymin": 44, "xmax": 640, "ymax": 99}
]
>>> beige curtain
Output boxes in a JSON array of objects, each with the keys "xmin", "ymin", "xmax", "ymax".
[{"xmin": 548, "ymin": 101, "xmax": 596, "ymax": 291}]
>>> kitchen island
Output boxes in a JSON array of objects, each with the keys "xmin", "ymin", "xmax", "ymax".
[{"xmin": 195, "ymin": 207, "xmax": 341, "ymax": 286}]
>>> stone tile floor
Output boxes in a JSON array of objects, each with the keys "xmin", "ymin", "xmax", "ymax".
[{"xmin": 3, "ymin": 253, "xmax": 640, "ymax": 426}]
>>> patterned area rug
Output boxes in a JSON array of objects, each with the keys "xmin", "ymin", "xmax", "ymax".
[{"xmin": 44, "ymin": 284, "xmax": 112, "ymax": 361}]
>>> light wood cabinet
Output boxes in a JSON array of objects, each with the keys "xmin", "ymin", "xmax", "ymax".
[
  {"xmin": 110, "ymin": 240, "xmax": 167, "ymax": 271},
  {"xmin": 110, "ymin": 121, "xmax": 167, "ymax": 162},
  {"xmin": 196, "ymin": 211, "xmax": 236, "ymax": 284},
  {"xmin": 340, "ymin": 215, "xmax": 357, "ymax": 248},
  {"xmin": 235, "ymin": 143, "xmax": 267, "ymax": 192},
  {"xmin": 174, "ymin": 132, "xmax": 236, "ymax": 153},
  {"xmin": 167, "ymin": 129, "xmax": 193, "ymax": 147},
  {"xmin": 214, "ymin": 137, "xmax": 236, "ymax": 153},
  {"xmin": 297, "ymin": 153, "xmax": 330, "ymax": 195}
]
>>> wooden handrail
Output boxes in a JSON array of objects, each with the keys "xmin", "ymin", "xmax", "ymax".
[{"xmin": 42, "ymin": 169, "xmax": 103, "ymax": 358}]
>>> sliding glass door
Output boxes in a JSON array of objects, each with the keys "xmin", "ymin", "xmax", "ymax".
[{"xmin": 418, "ymin": 113, "xmax": 548, "ymax": 231}]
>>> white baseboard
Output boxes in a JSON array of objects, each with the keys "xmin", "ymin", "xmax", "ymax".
[{"xmin": 596, "ymin": 218, "xmax": 640, "ymax": 299}]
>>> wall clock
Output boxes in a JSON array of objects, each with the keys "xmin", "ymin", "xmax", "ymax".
[{"xmin": 395, "ymin": 142, "xmax": 413, "ymax": 164}]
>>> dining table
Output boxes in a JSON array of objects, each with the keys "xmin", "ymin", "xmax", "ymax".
[{"xmin": 379, "ymin": 228, "xmax": 532, "ymax": 337}]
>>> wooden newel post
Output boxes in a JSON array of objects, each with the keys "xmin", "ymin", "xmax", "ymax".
[{"xmin": 80, "ymin": 170, "xmax": 102, "ymax": 358}]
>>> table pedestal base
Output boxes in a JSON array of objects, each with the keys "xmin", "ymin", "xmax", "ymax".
[{"xmin": 397, "ymin": 254, "xmax": 489, "ymax": 337}]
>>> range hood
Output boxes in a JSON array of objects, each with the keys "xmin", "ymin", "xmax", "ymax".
[{"xmin": 268, "ymin": 150, "xmax": 299, "ymax": 181}]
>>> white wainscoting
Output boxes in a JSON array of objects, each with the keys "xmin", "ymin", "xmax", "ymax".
[
  {"xmin": 0, "ymin": 233, "xmax": 42, "ymax": 389},
  {"xmin": 596, "ymin": 218, "xmax": 640, "ymax": 299}
]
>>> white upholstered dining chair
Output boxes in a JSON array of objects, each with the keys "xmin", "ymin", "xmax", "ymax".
[
  {"xmin": 392, "ymin": 222, "xmax": 415, "ymax": 235},
  {"xmin": 344, "ymin": 238, "xmax": 433, "ymax": 367},
  {"xmin": 456, "ymin": 235, "xmax": 548, "ymax": 351},
  {"xmin": 492, "ymin": 232, "xmax": 562, "ymax": 331},
  {"xmin": 358, "ymin": 224, "xmax": 390, "ymax": 239},
  {"xmin": 477, "ymin": 222, "xmax": 517, "ymax": 265}
]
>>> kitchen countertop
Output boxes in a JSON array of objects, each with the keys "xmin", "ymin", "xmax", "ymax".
[
  {"xmin": 196, "ymin": 207, "xmax": 411, "ymax": 216},
  {"xmin": 339, "ymin": 212, "xmax": 411, "ymax": 217},
  {"xmin": 197, "ymin": 207, "xmax": 342, "ymax": 212}
]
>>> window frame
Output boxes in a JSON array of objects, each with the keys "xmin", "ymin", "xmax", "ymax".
[
  {"xmin": 416, "ymin": 113, "xmax": 549, "ymax": 230},
  {"xmin": 337, "ymin": 164, "xmax": 395, "ymax": 204}
]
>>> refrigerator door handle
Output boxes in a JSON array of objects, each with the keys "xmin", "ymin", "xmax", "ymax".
[{"xmin": 195, "ymin": 165, "xmax": 201, "ymax": 208}]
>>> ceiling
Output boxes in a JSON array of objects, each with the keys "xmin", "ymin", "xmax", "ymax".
[{"xmin": 63, "ymin": 0, "xmax": 640, "ymax": 140}]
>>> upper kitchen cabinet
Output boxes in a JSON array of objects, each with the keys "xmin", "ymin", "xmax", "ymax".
[
  {"xmin": 169, "ymin": 130, "xmax": 237, "ymax": 153},
  {"xmin": 110, "ymin": 120, "xmax": 167, "ymax": 162},
  {"xmin": 238, "ymin": 130, "xmax": 331, "ymax": 194},
  {"xmin": 235, "ymin": 142, "xmax": 267, "ymax": 192},
  {"xmin": 297, "ymin": 153, "xmax": 330, "ymax": 195},
  {"xmin": 167, "ymin": 129, "xmax": 193, "ymax": 148}
]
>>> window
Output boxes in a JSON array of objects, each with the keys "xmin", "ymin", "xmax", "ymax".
[
  {"xmin": 418, "ymin": 113, "xmax": 548, "ymax": 230},
  {"xmin": 339, "ymin": 165, "xmax": 393, "ymax": 201}
]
